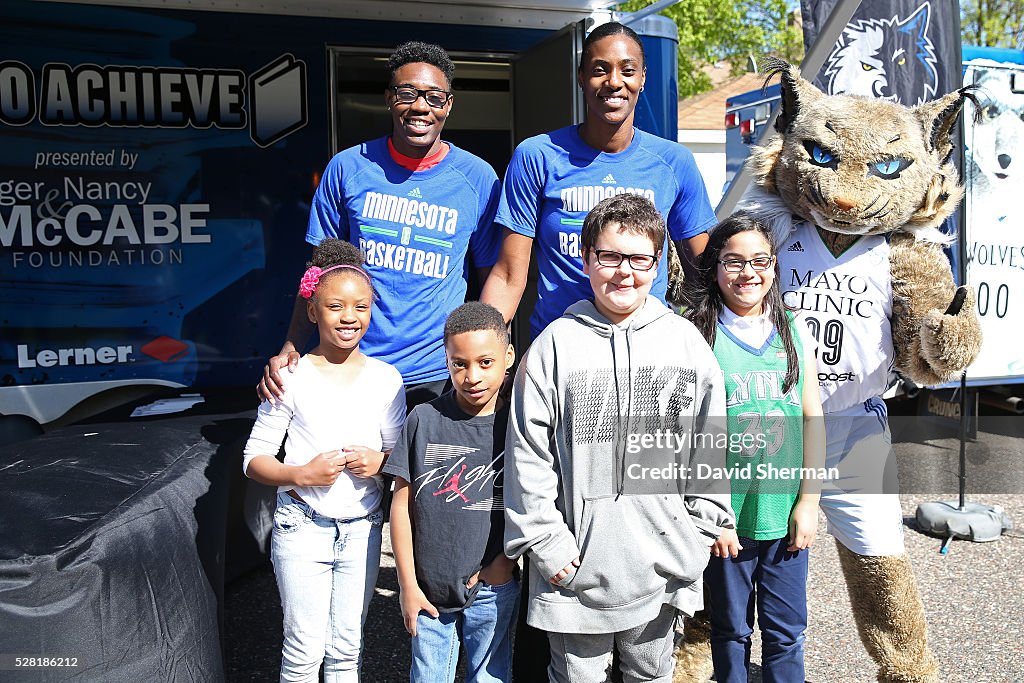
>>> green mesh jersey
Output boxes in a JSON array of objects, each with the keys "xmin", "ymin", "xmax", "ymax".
[{"xmin": 713, "ymin": 315, "xmax": 805, "ymax": 540}]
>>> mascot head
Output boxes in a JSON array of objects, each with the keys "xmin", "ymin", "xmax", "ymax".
[{"xmin": 748, "ymin": 58, "xmax": 974, "ymax": 241}]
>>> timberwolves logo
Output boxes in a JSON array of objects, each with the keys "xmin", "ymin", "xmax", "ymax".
[{"xmin": 824, "ymin": 3, "xmax": 938, "ymax": 105}]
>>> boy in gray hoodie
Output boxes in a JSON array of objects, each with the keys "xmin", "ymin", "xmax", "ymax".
[{"xmin": 504, "ymin": 194, "xmax": 734, "ymax": 682}]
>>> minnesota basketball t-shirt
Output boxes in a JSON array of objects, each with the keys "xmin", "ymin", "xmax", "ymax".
[
  {"xmin": 496, "ymin": 125, "xmax": 716, "ymax": 338},
  {"xmin": 308, "ymin": 138, "xmax": 501, "ymax": 385}
]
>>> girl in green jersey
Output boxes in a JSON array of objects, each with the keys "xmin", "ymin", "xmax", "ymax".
[{"xmin": 686, "ymin": 212, "xmax": 825, "ymax": 683}]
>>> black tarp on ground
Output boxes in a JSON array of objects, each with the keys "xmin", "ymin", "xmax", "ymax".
[{"xmin": 0, "ymin": 407, "xmax": 271, "ymax": 681}]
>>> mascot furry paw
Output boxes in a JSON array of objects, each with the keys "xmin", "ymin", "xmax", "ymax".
[
  {"xmin": 672, "ymin": 613, "xmax": 714, "ymax": 683},
  {"xmin": 673, "ymin": 58, "xmax": 981, "ymax": 683}
]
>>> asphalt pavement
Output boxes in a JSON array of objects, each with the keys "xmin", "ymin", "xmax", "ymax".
[{"xmin": 224, "ymin": 406, "xmax": 1024, "ymax": 682}]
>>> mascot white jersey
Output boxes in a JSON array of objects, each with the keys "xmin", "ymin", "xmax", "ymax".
[{"xmin": 779, "ymin": 223, "xmax": 893, "ymax": 412}]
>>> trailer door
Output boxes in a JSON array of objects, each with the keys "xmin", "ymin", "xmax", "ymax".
[
  {"xmin": 511, "ymin": 20, "xmax": 586, "ymax": 144},
  {"xmin": 509, "ymin": 20, "xmax": 586, "ymax": 351}
]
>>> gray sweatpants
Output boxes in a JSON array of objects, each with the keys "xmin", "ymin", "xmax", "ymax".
[{"xmin": 546, "ymin": 604, "xmax": 677, "ymax": 683}]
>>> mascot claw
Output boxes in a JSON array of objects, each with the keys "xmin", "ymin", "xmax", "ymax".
[
  {"xmin": 919, "ymin": 286, "xmax": 982, "ymax": 383},
  {"xmin": 943, "ymin": 286, "xmax": 968, "ymax": 316},
  {"xmin": 888, "ymin": 234, "xmax": 983, "ymax": 388}
]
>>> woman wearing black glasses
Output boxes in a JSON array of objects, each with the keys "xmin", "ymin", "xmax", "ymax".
[
  {"xmin": 482, "ymin": 21, "xmax": 717, "ymax": 341},
  {"xmin": 260, "ymin": 42, "xmax": 502, "ymax": 410}
]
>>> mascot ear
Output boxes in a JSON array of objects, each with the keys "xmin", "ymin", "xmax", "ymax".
[
  {"xmin": 905, "ymin": 88, "xmax": 978, "ymax": 235},
  {"xmin": 913, "ymin": 87, "xmax": 972, "ymax": 166},
  {"xmin": 762, "ymin": 57, "xmax": 821, "ymax": 134}
]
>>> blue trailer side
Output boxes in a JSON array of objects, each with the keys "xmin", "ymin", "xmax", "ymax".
[
  {"xmin": 724, "ymin": 83, "xmax": 780, "ymax": 186},
  {"xmin": 0, "ymin": 1, "xmax": 681, "ymax": 430}
]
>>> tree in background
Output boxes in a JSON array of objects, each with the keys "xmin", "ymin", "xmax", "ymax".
[
  {"xmin": 619, "ymin": 0, "xmax": 804, "ymax": 98},
  {"xmin": 961, "ymin": 0, "xmax": 1024, "ymax": 49}
]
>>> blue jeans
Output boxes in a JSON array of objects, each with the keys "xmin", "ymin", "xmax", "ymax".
[
  {"xmin": 705, "ymin": 536, "xmax": 808, "ymax": 683},
  {"xmin": 410, "ymin": 578, "xmax": 519, "ymax": 683},
  {"xmin": 271, "ymin": 491, "xmax": 383, "ymax": 683}
]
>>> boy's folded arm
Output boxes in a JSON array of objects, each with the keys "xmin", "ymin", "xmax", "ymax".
[
  {"xmin": 685, "ymin": 498, "xmax": 735, "ymax": 540},
  {"xmin": 503, "ymin": 363, "xmax": 580, "ymax": 580},
  {"xmin": 508, "ymin": 524, "xmax": 581, "ymax": 581},
  {"xmin": 503, "ymin": 444, "xmax": 581, "ymax": 578}
]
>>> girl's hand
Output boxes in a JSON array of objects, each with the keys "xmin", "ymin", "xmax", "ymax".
[
  {"xmin": 712, "ymin": 528, "xmax": 743, "ymax": 558},
  {"xmin": 549, "ymin": 557, "xmax": 580, "ymax": 585},
  {"xmin": 341, "ymin": 446, "xmax": 385, "ymax": 478},
  {"xmin": 296, "ymin": 450, "xmax": 345, "ymax": 487},
  {"xmin": 400, "ymin": 586, "xmax": 439, "ymax": 636},
  {"xmin": 787, "ymin": 499, "xmax": 819, "ymax": 551},
  {"xmin": 470, "ymin": 555, "xmax": 516, "ymax": 588}
]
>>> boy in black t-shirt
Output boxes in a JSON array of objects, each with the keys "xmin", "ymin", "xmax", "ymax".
[{"xmin": 385, "ymin": 302, "xmax": 518, "ymax": 683}]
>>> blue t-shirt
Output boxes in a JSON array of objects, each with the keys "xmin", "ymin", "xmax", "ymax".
[
  {"xmin": 307, "ymin": 138, "xmax": 501, "ymax": 385},
  {"xmin": 495, "ymin": 125, "xmax": 716, "ymax": 338}
]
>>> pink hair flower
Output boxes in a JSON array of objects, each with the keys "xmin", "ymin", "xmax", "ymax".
[
  {"xmin": 298, "ymin": 266, "xmax": 323, "ymax": 298},
  {"xmin": 298, "ymin": 263, "xmax": 371, "ymax": 298}
]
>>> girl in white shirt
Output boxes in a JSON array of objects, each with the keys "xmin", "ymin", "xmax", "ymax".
[{"xmin": 244, "ymin": 239, "xmax": 405, "ymax": 683}]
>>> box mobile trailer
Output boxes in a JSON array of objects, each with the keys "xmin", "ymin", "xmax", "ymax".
[{"xmin": 0, "ymin": 0, "xmax": 682, "ymax": 435}]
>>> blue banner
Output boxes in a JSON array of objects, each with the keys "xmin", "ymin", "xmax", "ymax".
[{"xmin": 800, "ymin": 0, "xmax": 963, "ymax": 106}]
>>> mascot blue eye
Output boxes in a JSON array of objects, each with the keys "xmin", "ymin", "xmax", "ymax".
[
  {"xmin": 811, "ymin": 145, "xmax": 833, "ymax": 164},
  {"xmin": 870, "ymin": 157, "xmax": 913, "ymax": 179},
  {"xmin": 803, "ymin": 141, "xmax": 837, "ymax": 167},
  {"xmin": 875, "ymin": 159, "xmax": 900, "ymax": 174}
]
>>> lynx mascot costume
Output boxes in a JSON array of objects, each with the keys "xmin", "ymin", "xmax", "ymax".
[{"xmin": 675, "ymin": 59, "xmax": 982, "ymax": 683}]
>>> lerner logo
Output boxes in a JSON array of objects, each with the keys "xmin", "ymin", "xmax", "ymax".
[
  {"xmin": 18, "ymin": 342, "xmax": 133, "ymax": 368},
  {"xmin": 140, "ymin": 336, "xmax": 189, "ymax": 362},
  {"xmin": 16, "ymin": 336, "xmax": 189, "ymax": 368}
]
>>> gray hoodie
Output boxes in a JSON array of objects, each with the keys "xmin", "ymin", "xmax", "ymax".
[{"xmin": 504, "ymin": 297, "xmax": 733, "ymax": 634}]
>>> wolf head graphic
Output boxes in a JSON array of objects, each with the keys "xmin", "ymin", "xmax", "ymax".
[
  {"xmin": 824, "ymin": 3, "xmax": 939, "ymax": 106},
  {"xmin": 966, "ymin": 67, "xmax": 1024, "ymax": 217}
]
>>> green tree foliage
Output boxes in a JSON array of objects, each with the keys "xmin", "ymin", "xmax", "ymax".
[
  {"xmin": 961, "ymin": 0, "xmax": 1024, "ymax": 49},
  {"xmin": 618, "ymin": 0, "xmax": 804, "ymax": 98}
]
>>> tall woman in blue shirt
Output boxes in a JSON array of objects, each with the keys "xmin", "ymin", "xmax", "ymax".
[
  {"xmin": 483, "ymin": 22, "xmax": 716, "ymax": 681},
  {"xmin": 482, "ymin": 21, "xmax": 716, "ymax": 338}
]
